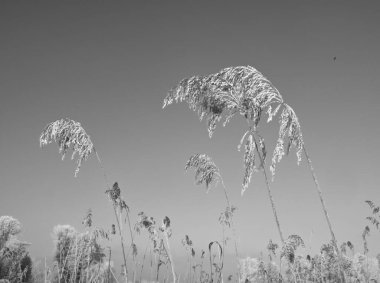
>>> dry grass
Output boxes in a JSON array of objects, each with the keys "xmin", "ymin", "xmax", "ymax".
[
  {"xmin": 40, "ymin": 118, "xmax": 94, "ymax": 177},
  {"xmin": 23, "ymin": 66, "xmax": 378, "ymax": 283}
]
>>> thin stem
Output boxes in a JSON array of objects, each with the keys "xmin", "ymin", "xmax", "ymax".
[
  {"xmin": 303, "ymin": 146, "xmax": 338, "ymax": 251},
  {"xmin": 252, "ymin": 134, "xmax": 285, "ymax": 244},
  {"xmin": 125, "ymin": 211, "xmax": 136, "ymax": 264},
  {"xmin": 209, "ymin": 249, "xmax": 213, "ymax": 283},
  {"xmin": 109, "ymin": 268, "xmax": 120, "ymax": 283},
  {"xmin": 163, "ymin": 233, "xmax": 176, "ymax": 283},
  {"xmin": 303, "ymin": 145, "xmax": 345, "ymax": 282},
  {"xmin": 94, "ymin": 148, "xmax": 129, "ymax": 283},
  {"xmin": 140, "ymin": 245, "xmax": 148, "ymax": 283},
  {"xmin": 219, "ymin": 180, "xmax": 240, "ymax": 281},
  {"xmin": 94, "ymin": 149, "xmax": 110, "ymax": 187},
  {"xmin": 86, "ymin": 233, "xmax": 92, "ymax": 283},
  {"xmin": 72, "ymin": 236, "xmax": 78, "ymax": 283},
  {"xmin": 113, "ymin": 205, "xmax": 129, "ymax": 282},
  {"xmin": 44, "ymin": 256, "xmax": 47, "ymax": 283},
  {"xmin": 156, "ymin": 243, "xmax": 162, "ymax": 282},
  {"xmin": 107, "ymin": 247, "xmax": 112, "ymax": 283}
]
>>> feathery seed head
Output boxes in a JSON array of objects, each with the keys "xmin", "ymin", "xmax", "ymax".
[
  {"xmin": 239, "ymin": 132, "xmax": 268, "ymax": 194},
  {"xmin": 0, "ymin": 216, "xmax": 21, "ymax": 245},
  {"xmin": 82, "ymin": 209, "xmax": 93, "ymax": 228},
  {"xmin": 51, "ymin": 224, "xmax": 77, "ymax": 246},
  {"xmin": 39, "ymin": 118, "xmax": 94, "ymax": 176},
  {"xmin": 105, "ymin": 182, "xmax": 121, "ymax": 203},
  {"xmin": 239, "ymin": 257, "xmax": 261, "ymax": 282},
  {"xmin": 270, "ymin": 103, "xmax": 304, "ymax": 179},
  {"xmin": 182, "ymin": 235, "xmax": 193, "ymax": 248},
  {"xmin": 185, "ymin": 154, "xmax": 222, "ymax": 192},
  {"xmin": 160, "ymin": 216, "xmax": 172, "ymax": 238},
  {"xmin": 219, "ymin": 206, "xmax": 237, "ymax": 227},
  {"xmin": 165, "ymin": 66, "xmax": 304, "ymax": 192},
  {"xmin": 164, "ymin": 66, "xmax": 284, "ymax": 137},
  {"xmin": 267, "ymin": 239, "xmax": 279, "ymax": 256},
  {"xmin": 281, "ymin": 234, "xmax": 305, "ymax": 264}
]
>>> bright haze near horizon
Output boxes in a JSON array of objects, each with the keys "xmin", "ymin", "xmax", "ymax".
[{"xmin": 1, "ymin": 0, "xmax": 380, "ymax": 273}]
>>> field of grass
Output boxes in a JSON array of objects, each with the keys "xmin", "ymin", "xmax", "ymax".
[{"xmin": 1, "ymin": 66, "xmax": 379, "ymax": 283}]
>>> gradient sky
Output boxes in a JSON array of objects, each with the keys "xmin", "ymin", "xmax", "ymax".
[{"xmin": 1, "ymin": 0, "xmax": 380, "ymax": 275}]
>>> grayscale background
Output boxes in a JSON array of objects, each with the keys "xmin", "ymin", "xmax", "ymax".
[{"xmin": 1, "ymin": 0, "xmax": 379, "ymax": 274}]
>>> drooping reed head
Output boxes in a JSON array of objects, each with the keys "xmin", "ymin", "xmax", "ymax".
[
  {"xmin": 185, "ymin": 153, "xmax": 222, "ymax": 192},
  {"xmin": 82, "ymin": 209, "xmax": 93, "ymax": 228},
  {"xmin": 270, "ymin": 104, "xmax": 303, "ymax": 179},
  {"xmin": 164, "ymin": 66, "xmax": 305, "ymax": 191},
  {"xmin": 365, "ymin": 200, "xmax": 380, "ymax": 229},
  {"xmin": 39, "ymin": 118, "xmax": 94, "ymax": 177},
  {"xmin": 160, "ymin": 216, "xmax": 172, "ymax": 238},
  {"xmin": 163, "ymin": 66, "xmax": 284, "ymax": 137},
  {"xmin": 281, "ymin": 234, "xmax": 305, "ymax": 264}
]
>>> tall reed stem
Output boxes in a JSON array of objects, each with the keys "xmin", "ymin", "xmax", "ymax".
[
  {"xmin": 163, "ymin": 234, "xmax": 176, "ymax": 283},
  {"xmin": 94, "ymin": 149, "xmax": 129, "ymax": 283},
  {"xmin": 220, "ymin": 180, "xmax": 240, "ymax": 280},
  {"xmin": 303, "ymin": 146, "xmax": 338, "ymax": 251},
  {"xmin": 86, "ymin": 233, "xmax": 92, "ymax": 283},
  {"xmin": 252, "ymin": 134, "xmax": 285, "ymax": 244},
  {"xmin": 303, "ymin": 145, "xmax": 345, "ymax": 282},
  {"xmin": 107, "ymin": 247, "xmax": 112, "ymax": 283},
  {"xmin": 44, "ymin": 256, "xmax": 47, "ymax": 283}
]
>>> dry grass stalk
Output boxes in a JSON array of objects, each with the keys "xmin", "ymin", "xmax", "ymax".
[
  {"xmin": 40, "ymin": 118, "xmax": 94, "ymax": 177},
  {"xmin": 185, "ymin": 153, "xmax": 223, "ymax": 193},
  {"xmin": 185, "ymin": 153, "xmax": 241, "ymax": 281},
  {"xmin": 163, "ymin": 66, "xmax": 343, "ymax": 260},
  {"xmin": 40, "ymin": 119, "xmax": 132, "ymax": 283},
  {"xmin": 164, "ymin": 65, "xmax": 303, "ymax": 192}
]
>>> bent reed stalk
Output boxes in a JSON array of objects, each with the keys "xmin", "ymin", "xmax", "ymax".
[
  {"xmin": 39, "ymin": 118, "xmax": 130, "ymax": 283},
  {"xmin": 163, "ymin": 65, "xmax": 341, "ymax": 261},
  {"xmin": 185, "ymin": 153, "xmax": 241, "ymax": 280}
]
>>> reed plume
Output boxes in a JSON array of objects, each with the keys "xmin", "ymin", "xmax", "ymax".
[
  {"xmin": 164, "ymin": 66, "xmax": 296, "ymax": 244},
  {"xmin": 185, "ymin": 153, "xmax": 223, "ymax": 193},
  {"xmin": 39, "ymin": 118, "xmax": 94, "ymax": 177},
  {"xmin": 365, "ymin": 200, "xmax": 380, "ymax": 229},
  {"xmin": 163, "ymin": 66, "xmax": 303, "ymax": 189},
  {"xmin": 163, "ymin": 65, "xmax": 342, "ymax": 263}
]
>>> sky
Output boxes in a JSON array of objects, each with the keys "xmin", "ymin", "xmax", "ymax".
[{"xmin": 1, "ymin": 0, "xmax": 380, "ymax": 277}]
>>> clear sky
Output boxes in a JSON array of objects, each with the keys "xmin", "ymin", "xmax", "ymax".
[{"xmin": 1, "ymin": 0, "xmax": 380, "ymax": 272}]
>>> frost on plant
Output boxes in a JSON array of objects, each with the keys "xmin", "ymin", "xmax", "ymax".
[
  {"xmin": 185, "ymin": 153, "xmax": 222, "ymax": 192},
  {"xmin": 238, "ymin": 257, "xmax": 275, "ymax": 282},
  {"xmin": 0, "ymin": 216, "xmax": 21, "ymax": 247},
  {"xmin": 163, "ymin": 66, "xmax": 284, "ymax": 137},
  {"xmin": 0, "ymin": 216, "xmax": 32, "ymax": 282},
  {"xmin": 270, "ymin": 104, "xmax": 304, "ymax": 180},
  {"xmin": 219, "ymin": 206, "xmax": 237, "ymax": 228},
  {"xmin": 164, "ymin": 66, "xmax": 304, "ymax": 192},
  {"xmin": 39, "ymin": 118, "xmax": 94, "ymax": 176},
  {"xmin": 281, "ymin": 234, "xmax": 305, "ymax": 264},
  {"xmin": 238, "ymin": 132, "xmax": 267, "ymax": 194}
]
